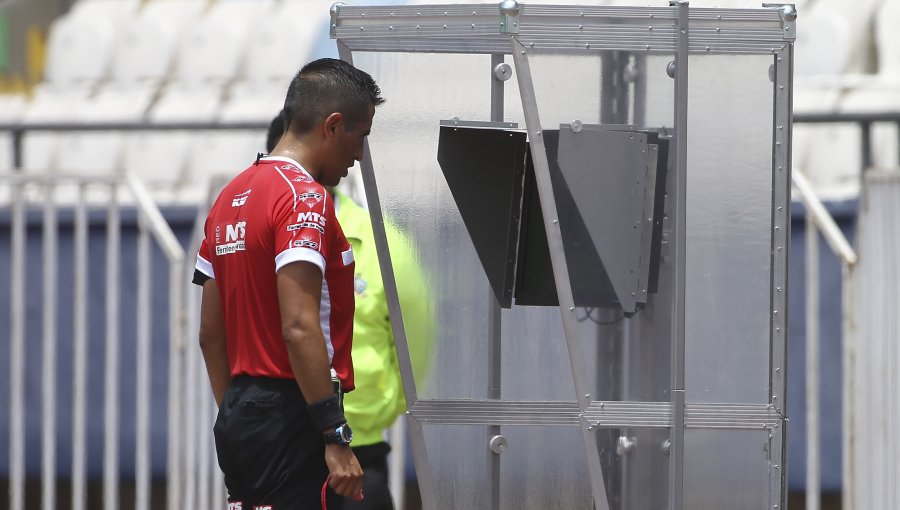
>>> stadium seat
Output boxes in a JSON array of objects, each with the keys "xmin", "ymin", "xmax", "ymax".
[
  {"xmin": 173, "ymin": 0, "xmax": 275, "ymax": 89},
  {"xmin": 791, "ymin": 88, "xmax": 846, "ymax": 198},
  {"xmin": 19, "ymin": 85, "xmax": 92, "ymax": 174},
  {"xmin": 125, "ymin": 82, "xmax": 225, "ymax": 203},
  {"xmin": 875, "ymin": 0, "xmax": 900, "ymax": 76},
  {"xmin": 111, "ymin": 0, "xmax": 206, "ymax": 88},
  {"xmin": 241, "ymin": 0, "xmax": 331, "ymax": 89}
]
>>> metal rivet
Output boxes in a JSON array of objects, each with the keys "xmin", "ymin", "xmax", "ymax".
[
  {"xmin": 529, "ymin": 42, "xmax": 534, "ymax": 47},
  {"xmin": 716, "ymin": 27, "xmax": 721, "ymax": 32},
  {"xmin": 776, "ymin": 327, "xmax": 782, "ymax": 332},
  {"xmin": 778, "ymin": 125, "xmax": 784, "ymax": 129},
  {"xmin": 776, "ymin": 367, "xmax": 781, "ymax": 373},
  {"xmin": 777, "ymin": 287, "xmax": 782, "ymax": 292},
  {"xmin": 359, "ymin": 26, "xmax": 364, "ymax": 31},
  {"xmin": 777, "ymin": 207, "xmax": 783, "ymax": 211},
  {"xmin": 775, "ymin": 464, "xmax": 780, "ymax": 470},
  {"xmin": 569, "ymin": 307, "xmax": 575, "ymax": 311},
  {"xmin": 778, "ymin": 57, "xmax": 783, "ymax": 62},
  {"xmin": 649, "ymin": 25, "xmax": 653, "ymax": 30},
  {"xmin": 588, "ymin": 426, "xmax": 594, "ymax": 431},
  {"xmin": 471, "ymin": 23, "xmax": 475, "ymax": 28},
  {"xmin": 585, "ymin": 394, "xmax": 591, "ymax": 400},
  {"xmin": 443, "ymin": 24, "xmax": 447, "ymax": 29},
  {"xmin": 388, "ymin": 25, "xmax": 393, "ymax": 30},
  {"xmin": 778, "ymin": 166, "xmax": 783, "ymax": 170},
  {"xmin": 536, "ymin": 131, "xmax": 542, "ymax": 136},
  {"xmin": 599, "ymin": 402, "xmax": 604, "ymax": 408},
  {"xmin": 706, "ymin": 46, "xmax": 710, "ymax": 52},
  {"xmin": 520, "ymin": 50, "xmax": 525, "ymax": 54},
  {"xmin": 585, "ymin": 43, "xmax": 590, "ymax": 49},
  {"xmin": 416, "ymin": 25, "xmax": 420, "ymax": 30},
  {"xmin": 579, "ymin": 24, "xmax": 583, "ymax": 29},
  {"xmin": 552, "ymin": 219, "xmax": 558, "ymax": 224}
]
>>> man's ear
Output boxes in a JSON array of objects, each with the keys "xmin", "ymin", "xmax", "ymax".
[{"xmin": 323, "ymin": 112, "xmax": 344, "ymax": 137}]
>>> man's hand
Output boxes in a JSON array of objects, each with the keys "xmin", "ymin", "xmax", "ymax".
[{"xmin": 324, "ymin": 444, "xmax": 364, "ymax": 498}]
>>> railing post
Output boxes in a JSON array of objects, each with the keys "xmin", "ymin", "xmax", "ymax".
[{"xmin": 805, "ymin": 216, "xmax": 820, "ymax": 510}]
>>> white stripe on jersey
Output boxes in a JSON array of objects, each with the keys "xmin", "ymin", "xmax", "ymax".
[{"xmin": 320, "ymin": 277, "xmax": 335, "ymax": 364}]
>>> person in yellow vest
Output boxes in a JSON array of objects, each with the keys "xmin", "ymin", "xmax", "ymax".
[{"xmin": 268, "ymin": 112, "xmax": 433, "ymax": 509}]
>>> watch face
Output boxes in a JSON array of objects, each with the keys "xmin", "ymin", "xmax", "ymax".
[{"xmin": 338, "ymin": 424, "xmax": 353, "ymax": 443}]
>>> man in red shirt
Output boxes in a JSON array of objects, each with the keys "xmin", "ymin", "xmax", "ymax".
[{"xmin": 193, "ymin": 58, "xmax": 383, "ymax": 509}]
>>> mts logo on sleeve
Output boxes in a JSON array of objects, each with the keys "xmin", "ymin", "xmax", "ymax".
[{"xmin": 215, "ymin": 220, "xmax": 247, "ymax": 256}]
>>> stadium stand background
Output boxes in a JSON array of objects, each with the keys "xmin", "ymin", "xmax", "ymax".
[{"xmin": 1, "ymin": 0, "xmax": 899, "ymax": 508}]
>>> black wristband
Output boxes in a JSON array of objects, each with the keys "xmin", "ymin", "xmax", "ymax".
[{"xmin": 307, "ymin": 394, "xmax": 345, "ymax": 432}]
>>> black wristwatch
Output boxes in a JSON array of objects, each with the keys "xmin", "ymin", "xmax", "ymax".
[{"xmin": 323, "ymin": 423, "xmax": 353, "ymax": 445}]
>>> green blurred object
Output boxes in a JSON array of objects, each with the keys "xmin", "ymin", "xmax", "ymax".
[{"xmin": 0, "ymin": 14, "xmax": 8, "ymax": 73}]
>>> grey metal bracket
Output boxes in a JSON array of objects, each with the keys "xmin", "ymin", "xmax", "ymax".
[
  {"xmin": 499, "ymin": 0, "xmax": 521, "ymax": 34},
  {"xmin": 439, "ymin": 118, "xmax": 519, "ymax": 129},
  {"xmin": 762, "ymin": 3, "xmax": 797, "ymax": 40}
]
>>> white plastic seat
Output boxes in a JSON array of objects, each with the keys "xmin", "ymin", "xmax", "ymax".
[
  {"xmin": 44, "ymin": 12, "xmax": 117, "ymax": 89},
  {"xmin": 794, "ymin": 7, "xmax": 852, "ymax": 78},
  {"xmin": 55, "ymin": 84, "xmax": 157, "ymax": 178},
  {"xmin": 241, "ymin": 0, "xmax": 331, "ymax": 88},
  {"xmin": 174, "ymin": 0, "xmax": 275, "ymax": 89},
  {"xmin": 125, "ymin": 83, "xmax": 224, "ymax": 202},
  {"xmin": 792, "ymin": 87, "xmax": 855, "ymax": 200},
  {"xmin": 19, "ymin": 85, "xmax": 91, "ymax": 174},
  {"xmin": 875, "ymin": 0, "xmax": 900, "ymax": 76}
]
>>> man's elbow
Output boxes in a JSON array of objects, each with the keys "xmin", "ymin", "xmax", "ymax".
[
  {"xmin": 282, "ymin": 321, "xmax": 314, "ymax": 347},
  {"xmin": 198, "ymin": 325, "xmax": 224, "ymax": 351}
]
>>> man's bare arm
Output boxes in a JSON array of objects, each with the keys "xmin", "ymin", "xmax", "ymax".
[
  {"xmin": 199, "ymin": 279, "xmax": 231, "ymax": 407},
  {"xmin": 277, "ymin": 261, "xmax": 363, "ymax": 498},
  {"xmin": 276, "ymin": 262, "xmax": 341, "ymax": 403}
]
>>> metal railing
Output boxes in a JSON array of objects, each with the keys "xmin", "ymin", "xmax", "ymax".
[
  {"xmin": 791, "ymin": 169, "xmax": 858, "ymax": 510},
  {"xmin": 794, "ymin": 111, "xmax": 900, "ymax": 176},
  {"xmin": 1, "ymin": 172, "xmax": 186, "ymax": 510}
]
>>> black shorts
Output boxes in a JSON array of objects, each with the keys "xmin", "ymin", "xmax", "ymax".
[{"xmin": 214, "ymin": 376, "xmax": 343, "ymax": 510}]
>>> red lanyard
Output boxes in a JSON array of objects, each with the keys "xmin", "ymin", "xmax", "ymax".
[{"xmin": 320, "ymin": 476, "xmax": 364, "ymax": 509}]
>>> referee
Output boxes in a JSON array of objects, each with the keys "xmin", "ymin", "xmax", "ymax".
[{"xmin": 193, "ymin": 59, "xmax": 384, "ymax": 509}]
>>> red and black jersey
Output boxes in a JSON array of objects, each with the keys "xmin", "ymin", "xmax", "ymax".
[{"xmin": 194, "ymin": 156, "xmax": 356, "ymax": 390}]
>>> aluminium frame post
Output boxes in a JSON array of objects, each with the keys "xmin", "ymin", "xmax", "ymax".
[
  {"xmin": 336, "ymin": 38, "xmax": 439, "ymax": 510},
  {"xmin": 488, "ymin": 51, "xmax": 505, "ymax": 510},
  {"xmin": 510, "ymin": 37, "xmax": 612, "ymax": 510},
  {"xmin": 669, "ymin": 3, "xmax": 690, "ymax": 510},
  {"xmin": 770, "ymin": 18, "xmax": 794, "ymax": 510}
]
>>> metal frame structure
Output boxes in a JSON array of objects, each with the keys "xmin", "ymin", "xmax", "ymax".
[{"xmin": 332, "ymin": 1, "xmax": 796, "ymax": 509}]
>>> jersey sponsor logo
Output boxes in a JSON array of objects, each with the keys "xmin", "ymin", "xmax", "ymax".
[
  {"xmin": 292, "ymin": 234, "xmax": 320, "ymax": 250},
  {"xmin": 286, "ymin": 221, "xmax": 326, "ymax": 235},
  {"xmin": 295, "ymin": 211, "xmax": 327, "ymax": 227},
  {"xmin": 253, "ymin": 506, "xmax": 273, "ymax": 510},
  {"xmin": 227, "ymin": 502, "xmax": 243, "ymax": 510},
  {"xmin": 216, "ymin": 221, "xmax": 247, "ymax": 256},
  {"xmin": 231, "ymin": 189, "xmax": 251, "ymax": 207},
  {"xmin": 298, "ymin": 190, "xmax": 323, "ymax": 208}
]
